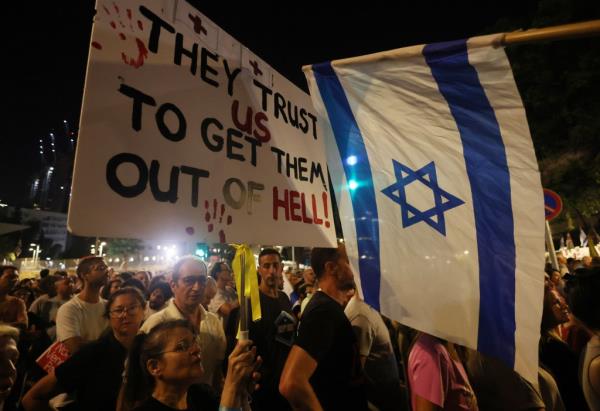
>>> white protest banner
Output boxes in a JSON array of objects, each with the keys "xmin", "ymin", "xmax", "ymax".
[{"xmin": 68, "ymin": 0, "xmax": 336, "ymax": 247}]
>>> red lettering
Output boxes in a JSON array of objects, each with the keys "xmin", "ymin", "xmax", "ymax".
[
  {"xmin": 301, "ymin": 193, "xmax": 313, "ymax": 224},
  {"xmin": 253, "ymin": 111, "xmax": 271, "ymax": 142},
  {"xmin": 290, "ymin": 190, "xmax": 302, "ymax": 222},
  {"xmin": 273, "ymin": 187, "xmax": 289, "ymax": 221},
  {"xmin": 312, "ymin": 193, "xmax": 323, "ymax": 225},
  {"xmin": 231, "ymin": 100, "xmax": 252, "ymax": 134}
]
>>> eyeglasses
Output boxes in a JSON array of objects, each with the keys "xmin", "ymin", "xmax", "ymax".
[
  {"xmin": 180, "ymin": 275, "xmax": 207, "ymax": 287},
  {"xmin": 157, "ymin": 338, "xmax": 201, "ymax": 356},
  {"xmin": 109, "ymin": 304, "xmax": 141, "ymax": 318}
]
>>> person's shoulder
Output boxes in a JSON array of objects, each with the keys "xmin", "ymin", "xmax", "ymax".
[{"xmin": 140, "ymin": 309, "xmax": 168, "ymax": 333}]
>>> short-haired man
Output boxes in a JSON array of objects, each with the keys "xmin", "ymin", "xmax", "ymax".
[
  {"xmin": 0, "ymin": 324, "xmax": 20, "ymax": 411},
  {"xmin": 249, "ymin": 248, "xmax": 295, "ymax": 410},
  {"xmin": 141, "ymin": 256, "xmax": 226, "ymax": 391},
  {"xmin": 280, "ymin": 245, "xmax": 367, "ymax": 410},
  {"xmin": 0, "ymin": 265, "xmax": 27, "ymax": 329},
  {"xmin": 56, "ymin": 256, "xmax": 109, "ymax": 354}
]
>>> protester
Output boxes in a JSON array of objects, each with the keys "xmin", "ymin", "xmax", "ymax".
[
  {"xmin": 249, "ymin": 248, "xmax": 295, "ymax": 410},
  {"xmin": 55, "ymin": 256, "xmax": 109, "ymax": 354},
  {"xmin": 408, "ymin": 332, "xmax": 478, "ymax": 410},
  {"xmin": 207, "ymin": 262, "xmax": 238, "ymax": 326},
  {"xmin": 23, "ymin": 287, "xmax": 146, "ymax": 411},
  {"xmin": 0, "ymin": 324, "xmax": 20, "ymax": 411},
  {"xmin": 141, "ymin": 257, "xmax": 225, "ymax": 392},
  {"xmin": 201, "ymin": 277, "xmax": 217, "ymax": 311},
  {"xmin": 29, "ymin": 275, "xmax": 73, "ymax": 341},
  {"xmin": 101, "ymin": 277, "xmax": 124, "ymax": 300},
  {"xmin": 124, "ymin": 319, "xmax": 260, "ymax": 411},
  {"xmin": 280, "ymin": 245, "xmax": 367, "ymax": 410},
  {"xmin": 0, "ymin": 266, "xmax": 27, "ymax": 329},
  {"xmin": 145, "ymin": 281, "xmax": 172, "ymax": 319},
  {"xmin": 565, "ymin": 267, "xmax": 600, "ymax": 411},
  {"xmin": 134, "ymin": 271, "xmax": 151, "ymax": 291},
  {"xmin": 540, "ymin": 283, "xmax": 590, "ymax": 410},
  {"xmin": 344, "ymin": 286, "xmax": 404, "ymax": 411}
]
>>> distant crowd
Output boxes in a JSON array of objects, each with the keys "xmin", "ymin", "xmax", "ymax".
[{"xmin": 0, "ymin": 247, "xmax": 598, "ymax": 411}]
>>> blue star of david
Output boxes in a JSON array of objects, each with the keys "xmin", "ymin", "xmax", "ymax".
[{"xmin": 381, "ymin": 160, "xmax": 464, "ymax": 236}]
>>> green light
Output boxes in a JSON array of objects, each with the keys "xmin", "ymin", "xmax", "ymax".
[{"xmin": 348, "ymin": 180, "xmax": 358, "ymax": 190}]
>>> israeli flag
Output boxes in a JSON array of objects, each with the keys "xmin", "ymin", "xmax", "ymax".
[{"xmin": 304, "ymin": 34, "xmax": 544, "ymax": 384}]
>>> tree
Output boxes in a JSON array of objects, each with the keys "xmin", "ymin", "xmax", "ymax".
[{"xmin": 483, "ymin": 0, "xmax": 600, "ymax": 236}]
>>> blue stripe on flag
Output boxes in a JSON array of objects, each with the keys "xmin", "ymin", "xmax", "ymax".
[
  {"xmin": 423, "ymin": 40, "xmax": 516, "ymax": 367},
  {"xmin": 312, "ymin": 62, "xmax": 381, "ymax": 310}
]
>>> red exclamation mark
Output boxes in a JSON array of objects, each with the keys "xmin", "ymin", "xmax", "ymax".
[
  {"xmin": 219, "ymin": 204, "xmax": 225, "ymax": 223},
  {"xmin": 322, "ymin": 192, "xmax": 330, "ymax": 228}
]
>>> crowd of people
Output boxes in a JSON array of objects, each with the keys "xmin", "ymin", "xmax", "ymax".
[{"xmin": 0, "ymin": 247, "xmax": 598, "ymax": 410}]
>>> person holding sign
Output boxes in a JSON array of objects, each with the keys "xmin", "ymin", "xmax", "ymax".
[
  {"xmin": 23, "ymin": 287, "xmax": 146, "ymax": 411},
  {"xmin": 124, "ymin": 319, "xmax": 261, "ymax": 411}
]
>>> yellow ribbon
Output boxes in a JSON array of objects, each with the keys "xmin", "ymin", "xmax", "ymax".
[{"xmin": 231, "ymin": 244, "xmax": 261, "ymax": 325}]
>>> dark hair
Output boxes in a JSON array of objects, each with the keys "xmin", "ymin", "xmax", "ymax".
[
  {"xmin": 40, "ymin": 269, "xmax": 50, "ymax": 278},
  {"xmin": 101, "ymin": 277, "xmax": 123, "ymax": 300},
  {"xmin": 0, "ymin": 265, "xmax": 18, "ymax": 275},
  {"xmin": 76, "ymin": 256, "xmax": 104, "ymax": 280},
  {"xmin": 40, "ymin": 275, "xmax": 60, "ymax": 297},
  {"xmin": 54, "ymin": 270, "xmax": 68, "ymax": 278},
  {"xmin": 104, "ymin": 286, "xmax": 146, "ymax": 318},
  {"xmin": 209, "ymin": 262, "xmax": 229, "ymax": 281},
  {"xmin": 565, "ymin": 267, "xmax": 600, "ymax": 331},
  {"xmin": 125, "ymin": 320, "xmax": 196, "ymax": 406},
  {"xmin": 311, "ymin": 247, "xmax": 343, "ymax": 279},
  {"xmin": 119, "ymin": 271, "xmax": 134, "ymax": 282},
  {"xmin": 122, "ymin": 278, "xmax": 147, "ymax": 295},
  {"xmin": 259, "ymin": 248, "xmax": 281, "ymax": 264},
  {"xmin": 12, "ymin": 286, "xmax": 35, "ymax": 306},
  {"xmin": 171, "ymin": 256, "xmax": 206, "ymax": 282},
  {"xmin": 148, "ymin": 281, "xmax": 172, "ymax": 301}
]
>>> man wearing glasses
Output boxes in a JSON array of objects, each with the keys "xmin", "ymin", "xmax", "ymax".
[
  {"xmin": 141, "ymin": 256, "xmax": 226, "ymax": 392},
  {"xmin": 56, "ymin": 256, "xmax": 109, "ymax": 355}
]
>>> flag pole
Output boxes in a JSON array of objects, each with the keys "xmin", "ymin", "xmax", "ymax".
[
  {"xmin": 301, "ymin": 20, "xmax": 600, "ymax": 71},
  {"xmin": 502, "ymin": 20, "xmax": 600, "ymax": 46},
  {"xmin": 239, "ymin": 250, "xmax": 249, "ymax": 340}
]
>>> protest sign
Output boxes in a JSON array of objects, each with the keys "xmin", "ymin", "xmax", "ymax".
[{"xmin": 68, "ymin": 0, "xmax": 336, "ymax": 247}]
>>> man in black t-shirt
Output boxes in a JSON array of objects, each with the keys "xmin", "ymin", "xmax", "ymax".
[
  {"xmin": 280, "ymin": 245, "xmax": 367, "ymax": 411},
  {"xmin": 248, "ymin": 248, "xmax": 295, "ymax": 410}
]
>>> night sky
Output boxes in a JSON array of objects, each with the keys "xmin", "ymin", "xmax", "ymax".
[{"xmin": 3, "ymin": 1, "xmax": 538, "ymax": 206}]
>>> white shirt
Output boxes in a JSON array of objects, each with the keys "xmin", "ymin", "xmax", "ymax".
[
  {"xmin": 56, "ymin": 294, "xmax": 107, "ymax": 343},
  {"xmin": 141, "ymin": 299, "xmax": 226, "ymax": 386}
]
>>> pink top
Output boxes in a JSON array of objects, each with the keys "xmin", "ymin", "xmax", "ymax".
[{"xmin": 408, "ymin": 333, "xmax": 478, "ymax": 411}]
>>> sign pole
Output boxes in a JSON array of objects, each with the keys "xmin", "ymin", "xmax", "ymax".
[
  {"xmin": 545, "ymin": 220, "xmax": 559, "ymax": 271},
  {"xmin": 238, "ymin": 251, "xmax": 249, "ymax": 341}
]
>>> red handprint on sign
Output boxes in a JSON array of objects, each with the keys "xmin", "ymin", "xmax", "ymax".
[
  {"xmin": 204, "ymin": 199, "xmax": 233, "ymax": 243},
  {"xmin": 92, "ymin": 2, "xmax": 148, "ymax": 69}
]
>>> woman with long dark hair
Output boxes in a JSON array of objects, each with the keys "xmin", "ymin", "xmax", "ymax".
[{"xmin": 124, "ymin": 319, "xmax": 260, "ymax": 411}]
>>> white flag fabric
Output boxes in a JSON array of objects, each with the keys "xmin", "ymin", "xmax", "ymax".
[{"xmin": 304, "ymin": 34, "xmax": 544, "ymax": 384}]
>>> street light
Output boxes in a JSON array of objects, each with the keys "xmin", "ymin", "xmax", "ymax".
[
  {"xmin": 29, "ymin": 243, "xmax": 41, "ymax": 265},
  {"xmin": 98, "ymin": 241, "xmax": 107, "ymax": 256}
]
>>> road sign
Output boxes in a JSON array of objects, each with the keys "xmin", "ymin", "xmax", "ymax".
[{"xmin": 543, "ymin": 189, "xmax": 562, "ymax": 221}]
